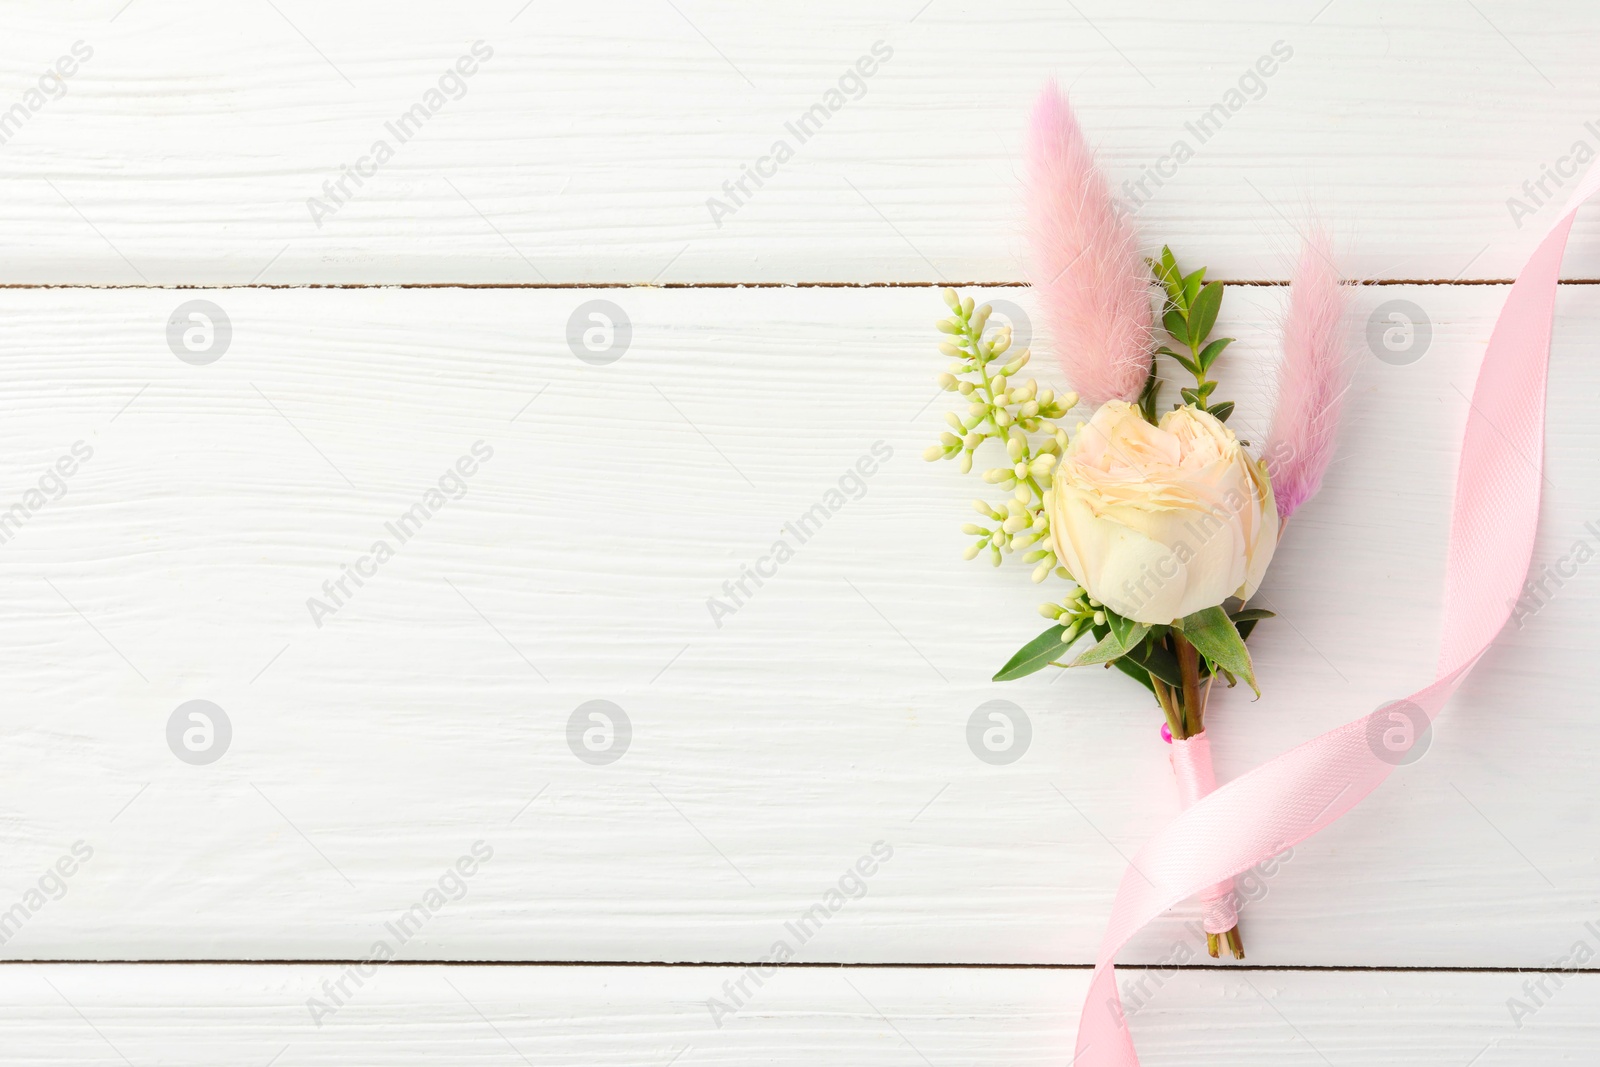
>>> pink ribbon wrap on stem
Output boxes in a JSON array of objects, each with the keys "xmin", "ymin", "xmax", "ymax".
[
  {"xmin": 1073, "ymin": 163, "xmax": 1596, "ymax": 1064},
  {"xmin": 1167, "ymin": 733, "xmax": 1238, "ymax": 934}
]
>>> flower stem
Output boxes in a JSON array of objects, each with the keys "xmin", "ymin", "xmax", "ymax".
[
  {"xmin": 1171, "ymin": 630, "xmax": 1246, "ymax": 961},
  {"xmin": 1150, "ymin": 676, "xmax": 1185, "ymax": 741},
  {"xmin": 1173, "ymin": 633, "xmax": 1204, "ymax": 736}
]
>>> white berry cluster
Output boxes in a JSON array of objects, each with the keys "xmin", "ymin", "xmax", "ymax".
[{"xmin": 923, "ymin": 289, "xmax": 1080, "ymax": 584}]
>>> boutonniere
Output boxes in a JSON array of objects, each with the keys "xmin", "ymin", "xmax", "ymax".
[
  {"xmin": 925, "ymin": 82, "xmax": 1354, "ymax": 959},
  {"xmin": 926, "ymin": 79, "xmax": 1571, "ymax": 1067}
]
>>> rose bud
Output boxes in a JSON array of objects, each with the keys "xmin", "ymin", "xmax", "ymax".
[{"xmin": 1047, "ymin": 401, "xmax": 1277, "ymax": 625}]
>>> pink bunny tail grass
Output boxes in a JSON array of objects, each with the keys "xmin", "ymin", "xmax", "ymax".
[
  {"xmin": 1263, "ymin": 233, "xmax": 1353, "ymax": 521},
  {"xmin": 1024, "ymin": 81, "xmax": 1152, "ymax": 405}
]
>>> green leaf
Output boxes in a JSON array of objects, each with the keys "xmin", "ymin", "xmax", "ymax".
[
  {"xmin": 1180, "ymin": 387, "xmax": 1200, "ymax": 407},
  {"xmin": 1105, "ymin": 609, "xmax": 1147, "ymax": 649},
  {"xmin": 1229, "ymin": 608, "xmax": 1276, "ymax": 623},
  {"xmin": 1075, "ymin": 617, "xmax": 1152, "ymax": 668},
  {"xmin": 1197, "ymin": 380, "xmax": 1217, "ymax": 400},
  {"xmin": 1188, "ymin": 282, "xmax": 1223, "ymax": 346},
  {"xmin": 993, "ymin": 624, "xmax": 1080, "ymax": 681},
  {"xmin": 1164, "ymin": 249, "xmax": 1190, "ymax": 300},
  {"xmin": 1170, "ymin": 352, "xmax": 1200, "ymax": 376},
  {"xmin": 1073, "ymin": 615, "xmax": 1148, "ymax": 668},
  {"xmin": 1137, "ymin": 364, "xmax": 1162, "ymax": 424},
  {"xmin": 1231, "ymin": 608, "xmax": 1273, "ymax": 643},
  {"xmin": 1157, "ymin": 248, "xmax": 1183, "ymax": 303},
  {"xmin": 1181, "ymin": 268, "xmax": 1205, "ymax": 308},
  {"xmin": 1072, "ymin": 632, "xmax": 1125, "ymax": 666},
  {"xmin": 1176, "ymin": 605, "xmax": 1258, "ymax": 695},
  {"xmin": 1122, "ymin": 638, "xmax": 1183, "ymax": 688},
  {"xmin": 1207, "ymin": 400, "xmax": 1235, "ymax": 423},
  {"xmin": 1162, "ymin": 308, "xmax": 1188, "ymax": 342},
  {"xmin": 1112, "ymin": 656, "xmax": 1155, "ymax": 694},
  {"xmin": 1197, "ymin": 336, "xmax": 1233, "ymax": 372}
]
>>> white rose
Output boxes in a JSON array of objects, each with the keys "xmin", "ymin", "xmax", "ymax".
[{"xmin": 1048, "ymin": 401, "xmax": 1277, "ymax": 625}]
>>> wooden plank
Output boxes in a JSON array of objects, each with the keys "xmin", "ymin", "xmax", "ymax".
[
  {"xmin": 8, "ymin": 963, "xmax": 1599, "ymax": 1064},
  {"xmin": 0, "ymin": 283, "xmax": 1594, "ymax": 965},
  {"xmin": 2, "ymin": 2, "xmax": 1599, "ymax": 283}
]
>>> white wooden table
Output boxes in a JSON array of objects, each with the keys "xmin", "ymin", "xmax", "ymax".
[{"xmin": 1, "ymin": 2, "xmax": 1597, "ymax": 1062}]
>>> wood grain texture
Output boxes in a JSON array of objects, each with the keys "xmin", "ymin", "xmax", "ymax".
[
  {"xmin": 0, "ymin": 283, "xmax": 1594, "ymax": 966},
  {"xmin": 7, "ymin": 964, "xmax": 1599, "ymax": 1065},
  {"xmin": 2, "ymin": 1, "xmax": 1600, "ymax": 283},
  {"xmin": 5, "ymin": 4, "xmax": 1594, "ymax": 1055}
]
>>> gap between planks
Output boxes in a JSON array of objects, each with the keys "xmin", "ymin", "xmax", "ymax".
[
  {"xmin": 2, "ymin": 960, "xmax": 1592, "ymax": 974},
  {"xmin": 0, "ymin": 278, "xmax": 1590, "ymax": 291}
]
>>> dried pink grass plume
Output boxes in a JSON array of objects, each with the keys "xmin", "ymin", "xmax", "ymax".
[
  {"xmin": 1263, "ymin": 233, "xmax": 1353, "ymax": 521},
  {"xmin": 1024, "ymin": 81, "xmax": 1152, "ymax": 405}
]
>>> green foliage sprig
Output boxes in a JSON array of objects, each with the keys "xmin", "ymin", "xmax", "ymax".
[
  {"xmin": 1150, "ymin": 246, "xmax": 1236, "ymax": 425},
  {"xmin": 923, "ymin": 288, "xmax": 1079, "ymax": 583}
]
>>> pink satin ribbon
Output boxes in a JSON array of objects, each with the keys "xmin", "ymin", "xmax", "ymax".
[
  {"xmin": 1167, "ymin": 733, "xmax": 1237, "ymax": 934},
  {"xmin": 1074, "ymin": 163, "xmax": 1595, "ymax": 1063}
]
